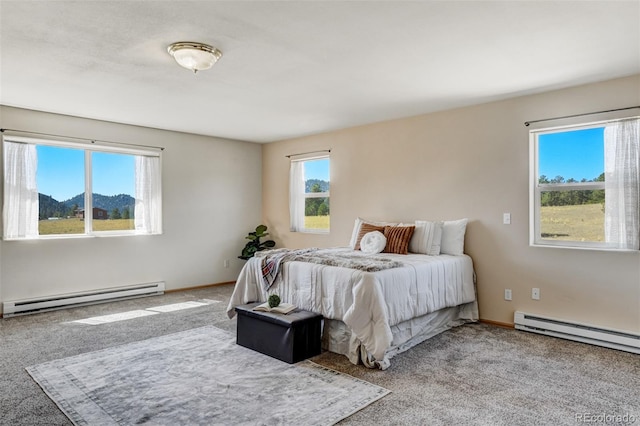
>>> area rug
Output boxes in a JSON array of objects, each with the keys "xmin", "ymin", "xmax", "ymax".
[{"xmin": 26, "ymin": 326, "xmax": 390, "ymax": 426}]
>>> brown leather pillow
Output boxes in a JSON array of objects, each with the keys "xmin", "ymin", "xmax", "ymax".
[
  {"xmin": 355, "ymin": 223, "xmax": 385, "ymax": 250},
  {"xmin": 383, "ymin": 226, "xmax": 415, "ymax": 254}
]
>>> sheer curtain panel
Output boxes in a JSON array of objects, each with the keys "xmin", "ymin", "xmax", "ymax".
[
  {"xmin": 289, "ymin": 159, "xmax": 305, "ymax": 232},
  {"xmin": 3, "ymin": 141, "xmax": 39, "ymax": 239},
  {"xmin": 134, "ymin": 155, "xmax": 162, "ymax": 234},
  {"xmin": 604, "ymin": 118, "xmax": 640, "ymax": 250}
]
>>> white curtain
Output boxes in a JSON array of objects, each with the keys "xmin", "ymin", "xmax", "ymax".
[
  {"xmin": 604, "ymin": 118, "xmax": 640, "ymax": 250},
  {"xmin": 134, "ymin": 155, "xmax": 162, "ymax": 234},
  {"xmin": 289, "ymin": 159, "xmax": 305, "ymax": 232},
  {"xmin": 3, "ymin": 141, "xmax": 39, "ymax": 239}
]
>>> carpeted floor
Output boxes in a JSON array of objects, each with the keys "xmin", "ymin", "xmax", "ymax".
[
  {"xmin": 27, "ymin": 325, "xmax": 389, "ymax": 426},
  {"xmin": 1, "ymin": 283, "xmax": 639, "ymax": 425}
]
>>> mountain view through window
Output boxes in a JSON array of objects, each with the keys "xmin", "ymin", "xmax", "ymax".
[{"xmin": 37, "ymin": 146, "xmax": 135, "ymax": 235}]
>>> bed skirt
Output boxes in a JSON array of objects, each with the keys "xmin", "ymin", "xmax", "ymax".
[{"xmin": 322, "ymin": 300, "xmax": 479, "ymax": 368}]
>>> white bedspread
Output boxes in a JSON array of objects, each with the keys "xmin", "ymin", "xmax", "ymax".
[{"xmin": 227, "ymin": 248, "xmax": 476, "ymax": 367}]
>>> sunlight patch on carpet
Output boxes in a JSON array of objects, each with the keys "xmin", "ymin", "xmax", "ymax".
[
  {"xmin": 70, "ymin": 299, "xmax": 219, "ymax": 325},
  {"xmin": 71, "ymin": 310, "xmax": 157, "ymax": 324},
  {"xmin": 146, "ymin": 301, "xmax": 211, "ymax": 312},
  {"xmin": 27, "ymin": 326, "xmax": 389, "ymax": 426}
]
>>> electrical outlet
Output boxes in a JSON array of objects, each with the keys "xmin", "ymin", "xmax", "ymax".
[
  {"xmin": 503, "ymin": 213, "xmax": 511, "ymax": 225},
  {"xmin": 224, "ymin": 259, "xmax": 230, "ymax": 268},
  {"xmin": 504, "ymin": 289, "xmax": 512, "ymax": 301},
  {"xmin": 532, "ymin": 288, "xmax": 540, "ymax": 300}
]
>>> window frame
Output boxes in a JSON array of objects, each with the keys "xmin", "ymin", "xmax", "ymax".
[
  {"xmin": 530, "ymin": 120, "xmax": 620, "ymax": 250},
  {"xmin": 2, "ymin": 135, "xmax": 162, "ymax": 240},
  {"xmin": 289, "ymin": 154, "xmax": 330, "ymax": 234}
]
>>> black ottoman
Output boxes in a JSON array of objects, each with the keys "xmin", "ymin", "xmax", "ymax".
[{"xmin": 235, "ymin": 303, "xmax": 323, "ymax": 363}]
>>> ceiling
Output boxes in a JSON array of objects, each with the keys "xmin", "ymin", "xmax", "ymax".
[{"xmin": 1, "ymin": 1, "xmax": 639, "ymax": 143}]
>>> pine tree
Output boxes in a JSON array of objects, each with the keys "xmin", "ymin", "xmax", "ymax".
[{"xmin": 111, "ymin": 208, "xmax": 122, "ymax": 220}]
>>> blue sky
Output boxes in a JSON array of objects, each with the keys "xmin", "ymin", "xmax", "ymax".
[
  {"xmin": 92, "ymin": 152, "xmax": 135, "ymax": 196},
  {"xmin": 37, "ymin": 130, "xmax": 597, "ymax": 201},
  {"xmin": 37, "ymin": 146, "xmax": 135, "ymax": 201},
  {"xmin": 538, "ymin": 127, "xmax": 604, "ymax": 181},
  {"xmin": 304, "ymin": 158, "xmax": 330, "ymax": 181}
]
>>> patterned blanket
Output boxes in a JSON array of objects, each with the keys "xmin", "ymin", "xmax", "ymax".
[
  {"xmin": 256, "ymin": 248, "xmax": 403, "ymax": 291},
  {"xmin": 257, "ymin": 248, "xmax": 317, "ymax": 290}
]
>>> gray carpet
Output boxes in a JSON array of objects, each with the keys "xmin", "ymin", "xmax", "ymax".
[
  {"xmin": 1, "ymin": 284, "xmax": 639, "ymax": 425},
  {"xmin": 323, "ymin": 324, "xmax": 640, "ymax": 425},
  {"xmin": 27, "ymin": 326, "xmax": 389, "ymax": 426}
]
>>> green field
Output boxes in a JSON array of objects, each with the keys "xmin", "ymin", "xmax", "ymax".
[
  {"xmin": 304, "ymin": 215, "xmax": 330, "ymax": 230},
  {"xmin": 40, "ymin": 216, "xmax": 328, "ymax": 235},
  {"xmin": 38, "ymin": 206, "xmax": 597, "ymax": 240},
  {"xmin": 39, "ymin": 218, "xmax": 135, "ymax": 235},
  {"xmin": 540, "ymin": 203, "xmax": 604, "ymax": 242}
]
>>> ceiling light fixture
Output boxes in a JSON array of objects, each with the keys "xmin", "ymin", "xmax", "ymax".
[{"xmin": 167, "ymin": 41, "xmax": 222, "ymax": 74}]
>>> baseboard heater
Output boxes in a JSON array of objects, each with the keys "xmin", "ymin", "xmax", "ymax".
[
  {"xmin": 514, "ymin": 311, "xmax": 640, "ymax": 355},
  {"xmin": 2, "ymin": 281, "xmax": 165, "ymax": 318}
]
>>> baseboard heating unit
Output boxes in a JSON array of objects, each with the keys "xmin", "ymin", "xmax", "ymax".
[
  {"xmin": 514, "ymin": 311, "xmax": 640, "ymax": 355},
  {"xmin": 2, "ymin": 281, "xmax": 165, "ymax": 318}
]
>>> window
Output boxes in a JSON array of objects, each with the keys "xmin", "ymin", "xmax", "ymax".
[
  {"xmin": 3, "ymin": 136, "xmax": 162, "ymax": 239},
  {"xmin": 92, "ymin": 151, "xmax": 136, "ymax": 232},
  {"xmin": 289, "ymin": 154, "xmax": 330, "ymax": 233},
  {"xmin": 530, "ymin": 118, "xmax": 639, "ymax": 250}
]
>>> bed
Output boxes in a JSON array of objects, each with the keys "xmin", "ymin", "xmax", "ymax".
[{"xmin": 227, "ymin": 233, "xmax": 478, "ymax": 369}]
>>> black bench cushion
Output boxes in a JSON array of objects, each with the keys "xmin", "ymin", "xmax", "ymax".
[{"xmin": 235, "ymin": 303, "xmax": 322, "ymax": 326}]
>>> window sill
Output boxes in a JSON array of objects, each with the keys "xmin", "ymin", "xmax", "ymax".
[
  {"xmin": 296, "ymin": 229, "xmax": 330, "ymax": 235},
  {"xmin": 531, "ymin": 243, "xmax": 638, "ymax": 253},
  {"xmin": 3, "ymin": 232, "xmax": 161, "ymax": 241}
]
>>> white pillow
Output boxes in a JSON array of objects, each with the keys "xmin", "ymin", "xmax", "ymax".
[
  {"xmin": 360, "ymin": 231, "xmax": 387, "ymax": 254},
  {"xmin": 349, "ymin": 217, "xmax": 398, "ymax": 249},
  {"xmin": 409, "ymin": 220, "xmax": 443, "ymax": 255},
  {"xmin": 440, "ymin": 218, "xmax": 468, "ymax": 255}
]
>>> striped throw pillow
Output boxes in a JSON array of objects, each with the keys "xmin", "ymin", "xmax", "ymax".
[{"xmin": 383, "ymin": 226, "xmax": 415, "ymax": 254}]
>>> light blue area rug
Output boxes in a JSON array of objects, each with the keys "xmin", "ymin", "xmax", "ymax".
[{"xmin": 26, "ymin": 326, "xmax": 390, "ymax": 425}]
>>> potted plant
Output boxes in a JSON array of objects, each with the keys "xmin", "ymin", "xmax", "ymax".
[{"xmin": 239, "ymin": 224, "xmax": 276, "ymax": 260}]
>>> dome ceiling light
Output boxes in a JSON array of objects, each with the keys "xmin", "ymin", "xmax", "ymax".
[{"xmin": 167, "ymin": 41, "xmax": 222, "ymax": 74}]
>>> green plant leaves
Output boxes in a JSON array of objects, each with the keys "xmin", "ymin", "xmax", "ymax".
[{"xmin": 240, "ymin": 225, "xmax": 275, "ymax": 259}]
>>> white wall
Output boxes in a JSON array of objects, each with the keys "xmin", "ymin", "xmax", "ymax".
[
  {"xmin": 0, "ymin": 106, "xmax": 262, "ymax": 307},
  {"xmin": 262, "ymin": 74, "xmax": 640, "ymax": 333}
]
